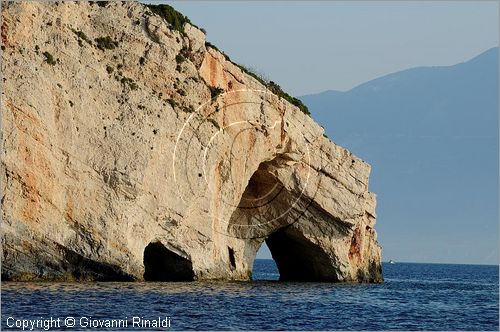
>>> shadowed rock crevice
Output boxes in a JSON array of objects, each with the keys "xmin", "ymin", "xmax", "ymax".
[
  {"xmin": 238, "ymin": 165, "xmax": 284, "ymax": 209},
  {"xmin": 227, "ymin": 159, "xmax": 299, "ymax": 239},
  {"xmin": 61, "ymin": 247, "xmax": 136, "ymax": 281},
  {"xmin": 265, "ymin": 227, "xmax": 339, "ymax": 281},
  {"xmin": 228, "ymin": 247, "xmax": 236, "ymax": 270},
  {"xmin": 143, "ymin": 242, "xmax": 195, "ymax": 281},
  {"xmin": 356, "ymin": 260, "xmax": 384, "ymax": 283},
  {"xmin": 1, "ymin": 240, "xmax": 135, "ymax": 281}
]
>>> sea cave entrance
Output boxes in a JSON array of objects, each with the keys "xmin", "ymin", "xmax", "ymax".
[
  {"xmin": 265, "ymin": 227, "xmax": 337, "ymax": 281},
  {"xmin": 143, "ymin": 242, "xmax": 195, "ymax": 281},
  {"xmin": 251, "ymin": 227, "xmax": 337, "ymax": 282},
  {"xmin": 229, "ymin": 159, "xmax": 338, "ymax": 282}
]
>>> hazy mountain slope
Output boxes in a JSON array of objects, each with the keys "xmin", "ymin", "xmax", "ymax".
[{"xmin": 301, "ymin": 48, "xmax": 499, "ymax": 264}]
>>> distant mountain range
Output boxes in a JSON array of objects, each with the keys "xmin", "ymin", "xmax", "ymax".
[{"xmin": 301, "ymin": 47, "xmax": 499, "ymax": 264}]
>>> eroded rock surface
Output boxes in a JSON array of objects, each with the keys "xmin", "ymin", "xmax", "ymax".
[{"xmin": 1, "ymin": 1, "xmax": 383, "ymax": 282}]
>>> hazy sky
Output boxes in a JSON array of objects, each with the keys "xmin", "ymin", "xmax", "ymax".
[{"xmin": 152, "ymin": 1, "xmax": 498, "ymax": 96}]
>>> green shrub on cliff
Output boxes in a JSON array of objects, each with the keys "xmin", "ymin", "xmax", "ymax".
[
  {"xmin": 238, "ymin": 67, "xmax": 310, "ymax": 115},
  {"xmin": 146, "ymin": 4, "xmax": 191, "ymax": 35},
  {"xmin": 42, "ymin": 51, "xmax": 57, "ymax": 65},
  {"xmin": 210, "ymin": 87, "xmax": 224, "ymax": 100},
  {"xmin": 71, "ymin": 29, "xmax": 91, "ymax": 45},
  {"xmin": 267, "ymin": 81, "xmax": 310, "ymax": 115},
  {"xmin": 204, "ymin": 43, "xmax": 309, "ymax": 115},
  {"xmin": 238, "ymin": 64, "xmax": 268, "ymax": 87},
  {"xmin": 89, "ymin": 1, "xmax": 107, "ymax": 7},
  {"xmin": 175, "ymin": 54, "xmax": 185, "ymax": 64},
  {"xmin": 205, "ymin": 42, "xmax": 231, "ymax": 61},
  {"xmin": 207, "ymin": 118, "xmax": 220, "ymax": 130},
  {"xmin": 95, "ymin": 36, "xmax": 118, "ymax": 50}
]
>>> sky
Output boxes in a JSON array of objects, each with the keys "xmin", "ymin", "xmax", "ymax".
[
  {"xmin": 300, "ymin": 47, "xmax": 499, "ymax": 266},
  {"xmin": 147, "ymin": 1, "xmax": 499, "ymax": 263},
  {"xmin": 149, "ymin": 0, "xmax": 499, "ymax": 96}
]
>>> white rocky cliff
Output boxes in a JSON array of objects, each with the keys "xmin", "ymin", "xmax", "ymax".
[{"xmin": 1, "ymin": 1, "xmax": 383, "ymax": 282}]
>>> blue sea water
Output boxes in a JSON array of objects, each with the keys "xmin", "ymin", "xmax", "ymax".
[{"xmin": 1, "ymin": 261, "xmax": 498, "ymax": 330}]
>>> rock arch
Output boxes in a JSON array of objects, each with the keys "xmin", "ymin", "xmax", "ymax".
[
  {"xmin": 143, "ymin": 242, "xmax": 195, "ymax": 281},
  {"xmin": 223, "ymin": 146, "xmax": 382, "ymax": 283},
  {"xmin": 225, "ymin": 155, "xmax": 340, "ymax": 281}
]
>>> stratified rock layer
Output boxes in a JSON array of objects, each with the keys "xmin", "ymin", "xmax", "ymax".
[{"xmin": 1, "ymin": 1, "xmax": 382, "ymax": 282}]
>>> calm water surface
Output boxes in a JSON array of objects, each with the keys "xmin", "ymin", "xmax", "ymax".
[{"xmin": 2, "ymin": 261, "xmax": 498, "ymax": 330}]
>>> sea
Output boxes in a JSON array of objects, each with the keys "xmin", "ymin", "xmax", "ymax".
[{"xmin": 1, "ymin": 261, "xmax": 498, "ymax": 330}]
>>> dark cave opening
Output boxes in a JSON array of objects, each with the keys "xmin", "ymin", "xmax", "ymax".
[
  {"xmin": 230, "ymin": 158, "xmax": 338, "ymax": 282},
  {"xmin": 265, "ymin": 227, "xmax": 338, "ymax": 282},
  {"xmin": 228, "ymin": 247, "xmax": 236, "ymax": 270},
  {"xmin": 143, "ymin": 242, "xmax": 195, "ymax": 281}
]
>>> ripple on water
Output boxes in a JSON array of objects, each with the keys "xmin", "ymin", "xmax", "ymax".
[{"xmin": 1, "ymin": 262, "xmax": 498, "ymax": 330}]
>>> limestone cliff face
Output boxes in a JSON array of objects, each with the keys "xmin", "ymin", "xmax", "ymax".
[{"xmin": 1, "ymin": 1, "xmax": 383, "ymax": 282}]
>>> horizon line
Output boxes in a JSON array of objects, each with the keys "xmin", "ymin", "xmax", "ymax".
[
  {"xmin": 299, "ymin": 45, "xmax": 498, "ymax": 97},
  {"xmin": 254, "ymin": 258, "xmax": 500, "ymax": 266}
]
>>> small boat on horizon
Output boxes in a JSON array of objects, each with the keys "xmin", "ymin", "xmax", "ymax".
[{"xmin": 389, "ymin": 260, "xmax": 396, "ymax": 264}]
